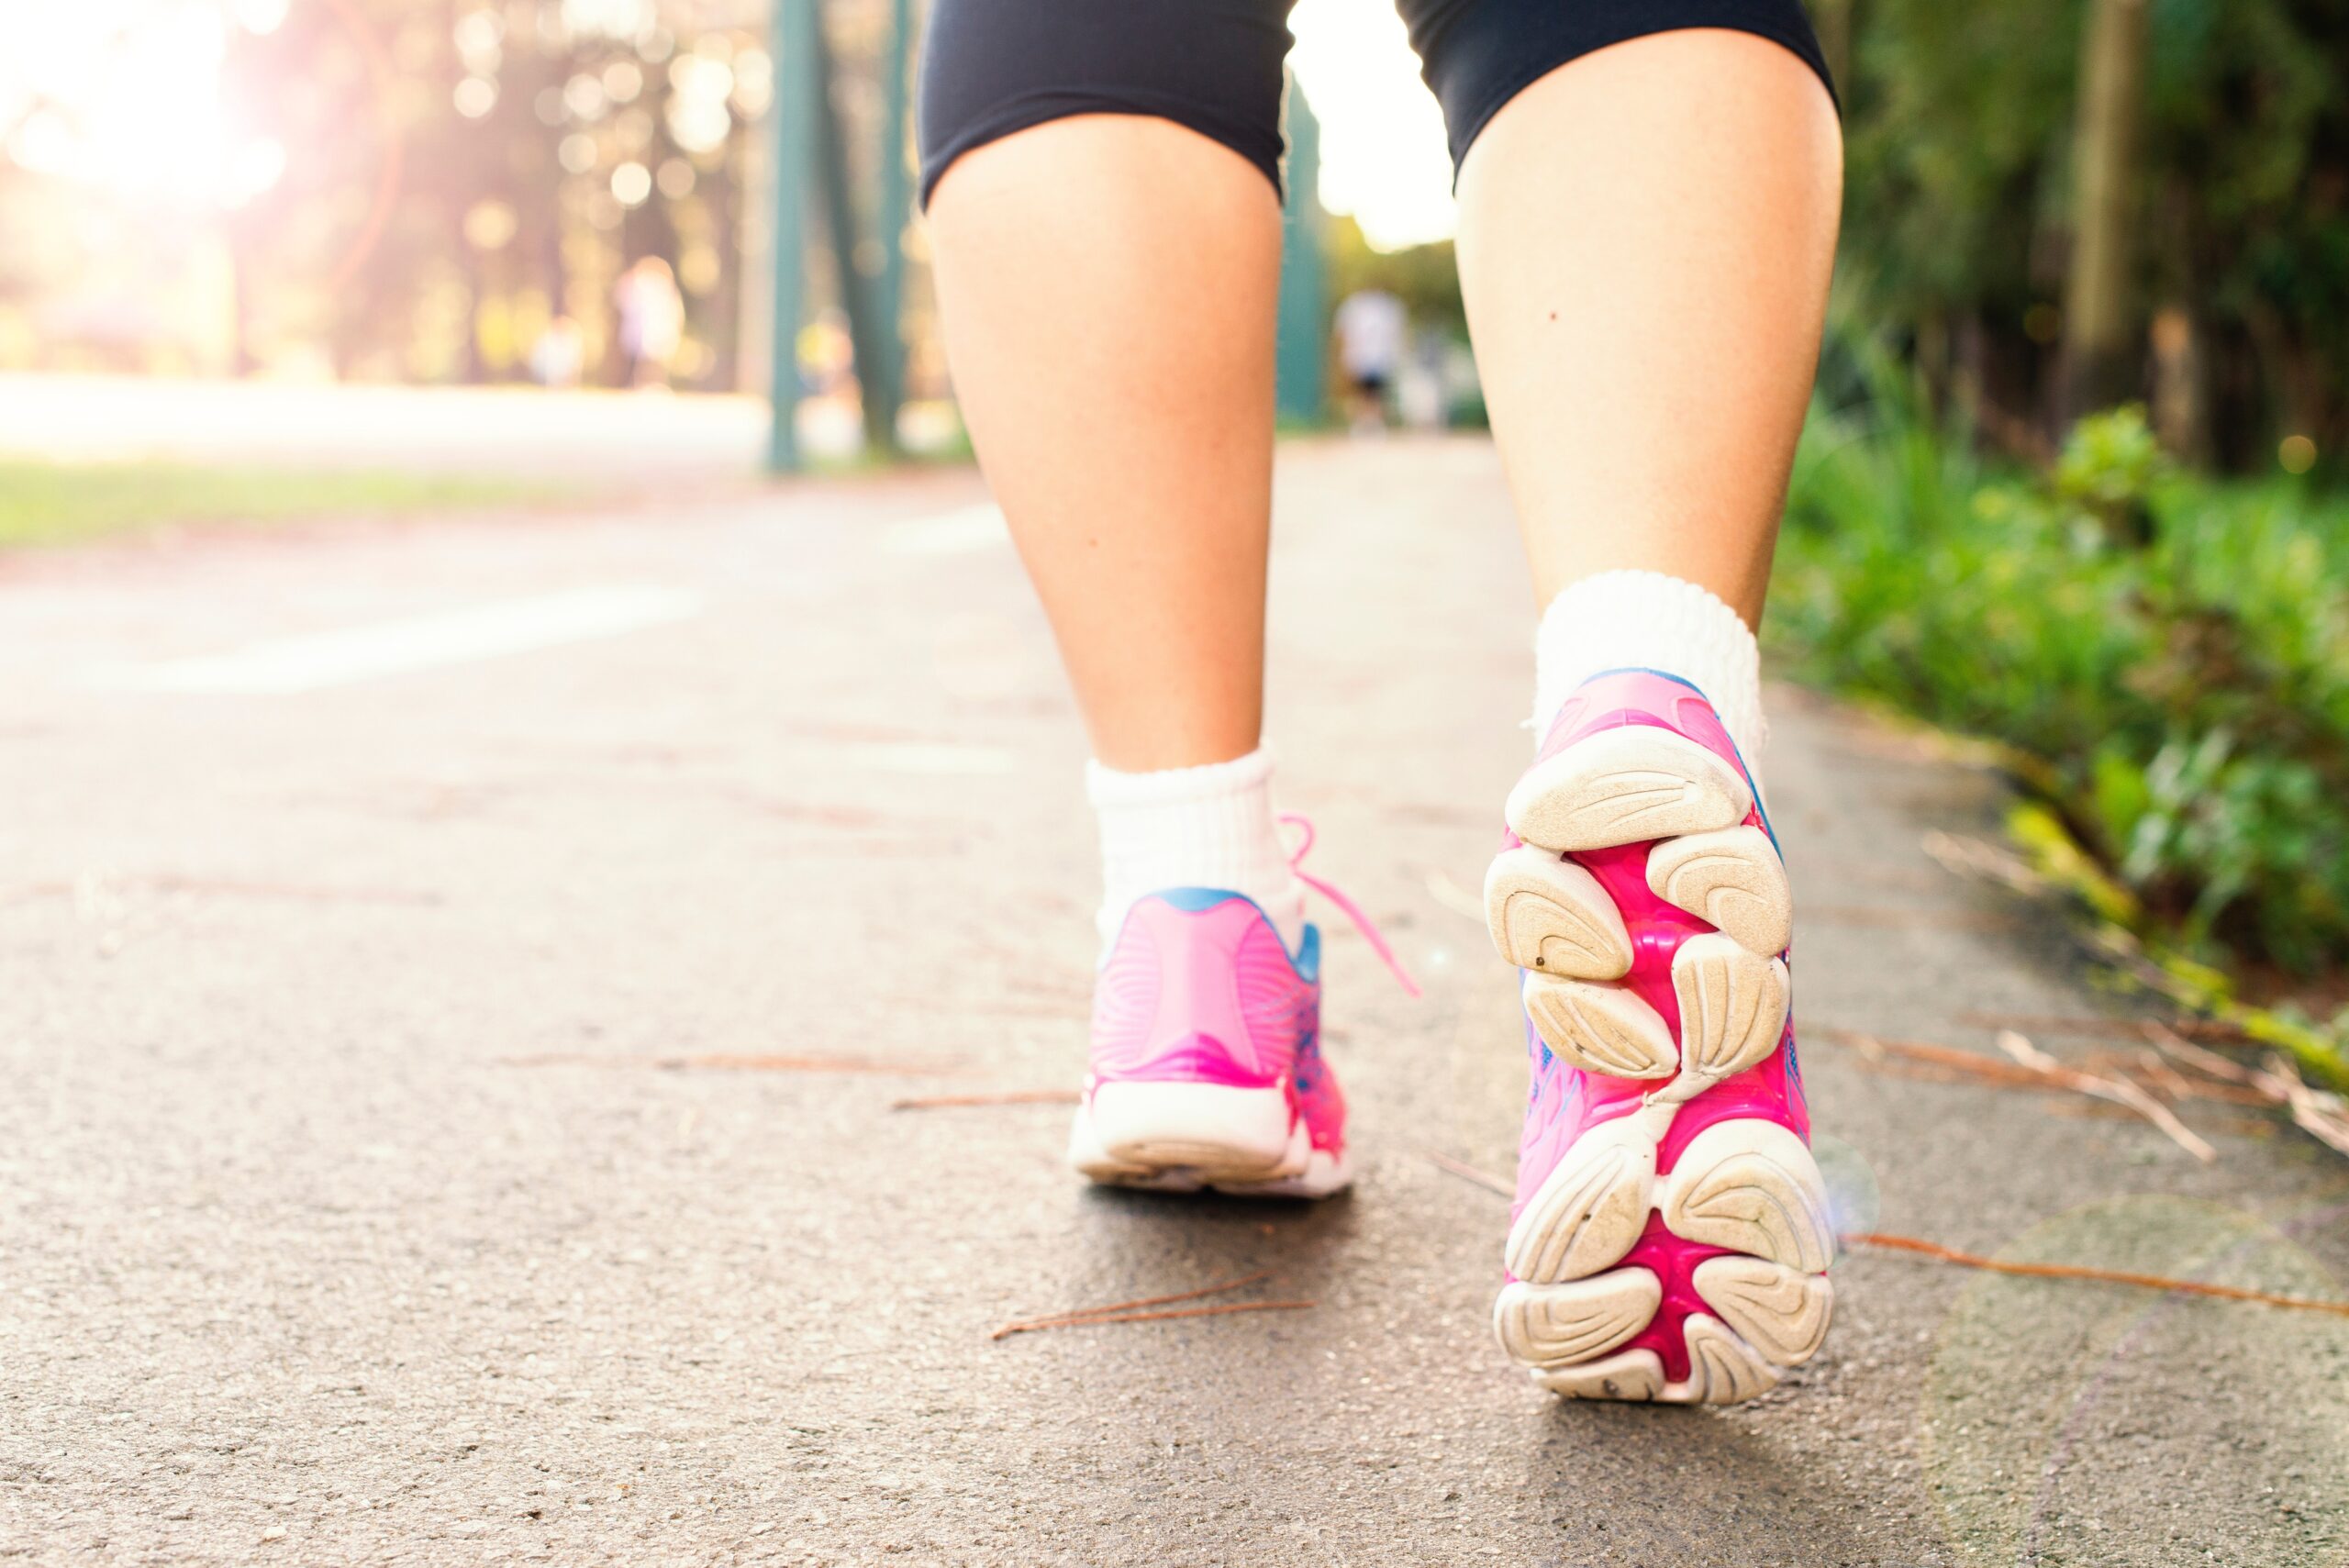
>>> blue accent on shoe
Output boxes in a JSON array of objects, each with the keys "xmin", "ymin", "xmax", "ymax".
[
  {"xmin": 1156, "ymin": 886, "xmax": 1241, "ymax": 913},
  {"xmin": 1130, "ymin": 886, "xmax": 1321, "ymax": 982},
  {"xmin": 1585, "ymin": 663, "xmax": 1709, "ymax": 695}
]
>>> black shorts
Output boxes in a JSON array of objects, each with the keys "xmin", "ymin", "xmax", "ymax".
[{"xmin": 918, "ymin": 0, "xmax": 1833, "ymax": 207}]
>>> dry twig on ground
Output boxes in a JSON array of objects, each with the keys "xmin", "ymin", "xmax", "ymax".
[
  {"xmin": 1812, "ymin": 1025, "xmax": 2216, "ymax": 1161},
  {"xmin": 1920, "ymin": 830, "xmax": 2044, "ymax": 894},
  {"xmin": 1954, "ymin": 1010, "xmax": 2254, "ymax": 1043},
  {"xmin": 1992, "ymin": 1029, "xmax": 2217, "ymax": 1162},
  {"xmin": 1422, "ymin": 869, "xmax": 1486, "ymax": 924},
  {"xmin": 1845, "ymin": 1232, "xmax": 2349, "ymax": 1320},
  {"xmin": 2144, "ymin": 1025, "xmax": 2349, "ymax": 1158},
  {"xmin": 892, "ymin": 1089, "xmax": 1081, "ymax": 1111},
  {"xmin": 991, "ymin": 1271, "xmax": 1314, "ymax": 1340},
  {"xmin": 1422, "ymin": 1147, "xmax": 1514, "ymax": 1197}
]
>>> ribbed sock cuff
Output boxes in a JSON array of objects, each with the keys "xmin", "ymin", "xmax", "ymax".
[
  {"xmin": 1085, "ymin": 745, "xmax": 1305, "ymax": 955},
  {"xmin": 1531, "ymin": 570, "xmax": 1768, "ymax": 784}
]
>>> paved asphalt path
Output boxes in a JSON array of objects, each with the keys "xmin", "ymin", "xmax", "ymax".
[{"xmin": 6, "ymin": 439, "xmax": 2347, "ymax": 1565}]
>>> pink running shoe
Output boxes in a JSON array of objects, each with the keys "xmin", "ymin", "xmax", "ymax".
[
  {"xmin": 1068, "ymin": 816, "xmax": 1418, "ymax": 1199},
  {"xmin": 1484, "ymin": 669, "xmax": 1832, "ymax": 1404}
]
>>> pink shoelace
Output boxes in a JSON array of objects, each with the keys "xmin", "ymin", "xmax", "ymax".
[{"xmin": 1278, "ymin": 812, "xmax": 1423, "ymax": 999}]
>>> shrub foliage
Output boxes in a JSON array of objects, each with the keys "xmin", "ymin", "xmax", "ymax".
[{"xmin": 1774, "ymin": 368, "xmax": 2349, "ymax": 984}]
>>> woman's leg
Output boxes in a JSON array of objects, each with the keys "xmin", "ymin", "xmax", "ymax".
[
  {"xmin": 921, "ymin": 3, "xmax": 1375, "ymax": 1198},
  {"xmin": 924, "ymin": 117, "xmax": 1283, "ymax": 774},
  {"xmin": 1414, "ymin": 16, "xmax": 1844, "ymax": 1404},
  {"xmin": 1454, "ymin": 28, "xmax": 1842, "ymax": 631}
]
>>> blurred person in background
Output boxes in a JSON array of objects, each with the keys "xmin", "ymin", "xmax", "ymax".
[
  {"xmin": 529, "ymin": 315, "xmax": 586, "ymax": 391},
  {"xmin": 1394, "ymin": 325, "xmax": 1453, "ymax": 431},
  {"xmin": 919, "ymin": 6, "xmax": 1840, "ymax": 1409},
  {"xmin": 613, "ymin": 256, "xmax": 685, "ymax": 389},
  {"xmin": 1332, "ymin": 285, "xmax": 1406, "ymax": 433}
]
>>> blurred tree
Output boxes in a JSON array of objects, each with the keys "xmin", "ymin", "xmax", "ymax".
[
  {"xmin": 204, "ymin": 0, "xmax": 833, "ymax": 392},
  {"xmin": 1838, "ymin": 0, "xmax": 2348, "ymax": 471},
  {"xmin": 1811, "ymin": 0, "xmax": 1852, "ymax": 90},
  {"xmin": 1, "ymin": 0, "xmax": 2335, "ymax": 475},
  {"xmin": 2060, "ymin": 0, "xmax": 2148, "ymax": 422}
]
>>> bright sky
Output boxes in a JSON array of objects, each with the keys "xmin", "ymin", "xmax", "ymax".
[
  {"xmin": 0, "ymin": 0, "xmax": 285, "ymax": 209},
  {"xmin": 2, "ymin": 0, "xmax": 1459, "ymax": 248},
  {"xmin": 1289, "ymin": 0, "xmax": 1458, "ymax": 250}
]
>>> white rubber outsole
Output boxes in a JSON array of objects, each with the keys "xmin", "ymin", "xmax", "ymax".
[
  {"xmin": 1653, "ymin": 936, "xmax": 1791, "ymax": 1106},
  {"xmin": 1520, "ymin": 972, "xmax": 1677, "ymax": 1080},
  {"xmin": 1489, "ymin": 724, "xmax": 1831, "ymax": 1405},
  {"xmin": 1504, "ymin": 728, "xmax": 1753, "ymax": 852},
  {"xmin": 1516, "ymin": 932, "xmax": 1789, "ymax": 1097},
  {"xmin": 1493, "ymin": 1110, "xmax": 1835, "ymax": 1405},
  {"xmin": 1645, "ymin": 825, "xmax": 1793, "ymax": 957},
  {"xmin": 1069, "ymin": 1082, "xmax": 1351, "ymax": 1199},
  {"xmin": 1485, "ymin": 847, "xmax": 1632, "ymax": 979}
]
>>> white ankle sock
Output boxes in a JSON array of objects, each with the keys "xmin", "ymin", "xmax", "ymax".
[
  {"xmin": 1531, "ymin": 569, "xmax": 1768, "ymax": 784},
  {"xmin": 1085, "ymin": 745, "xmax": 1306, "ymax": 957}
]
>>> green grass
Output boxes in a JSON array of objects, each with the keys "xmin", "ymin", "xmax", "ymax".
[
  {"xmin": 1770, "ymin": 353, "xmax": 2349, "ymax": 1083},
  {"xmin": 0, "ymin": 461, "xmax": 566, "ymax": 549}
]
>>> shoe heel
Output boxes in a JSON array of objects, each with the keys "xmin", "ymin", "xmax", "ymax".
[
  {"xmin": 1075, "ymin": 1082, "xmax": 1300, "ymax": 1183},
  {"xmin": 1505, "ymin": 727, "xmax": 1752, "ymax": 851}
]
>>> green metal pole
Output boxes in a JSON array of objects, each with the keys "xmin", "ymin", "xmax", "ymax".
[
  {"xmin": 810, "ymin": 8, "xmax": 896, "ymax": 456},
  {"xmin": 869, "ymin": 0, "xmax": 914, "ymax": 448},
  {"xmin": 766, "ymin": 0, "xmax": 816, "ymax": 473},
  {"xmin": 1274, "ymin": 76, "xmax": 1328, "ymax": 427}
]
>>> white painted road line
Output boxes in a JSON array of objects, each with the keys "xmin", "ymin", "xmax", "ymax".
[
  {"xmin": 883, "ymin": 503, "xmax": 1008, "ymax": 557},
  {"xmin": 89, "ymin": 585, "xmax": 706, "ymax": 695}
]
